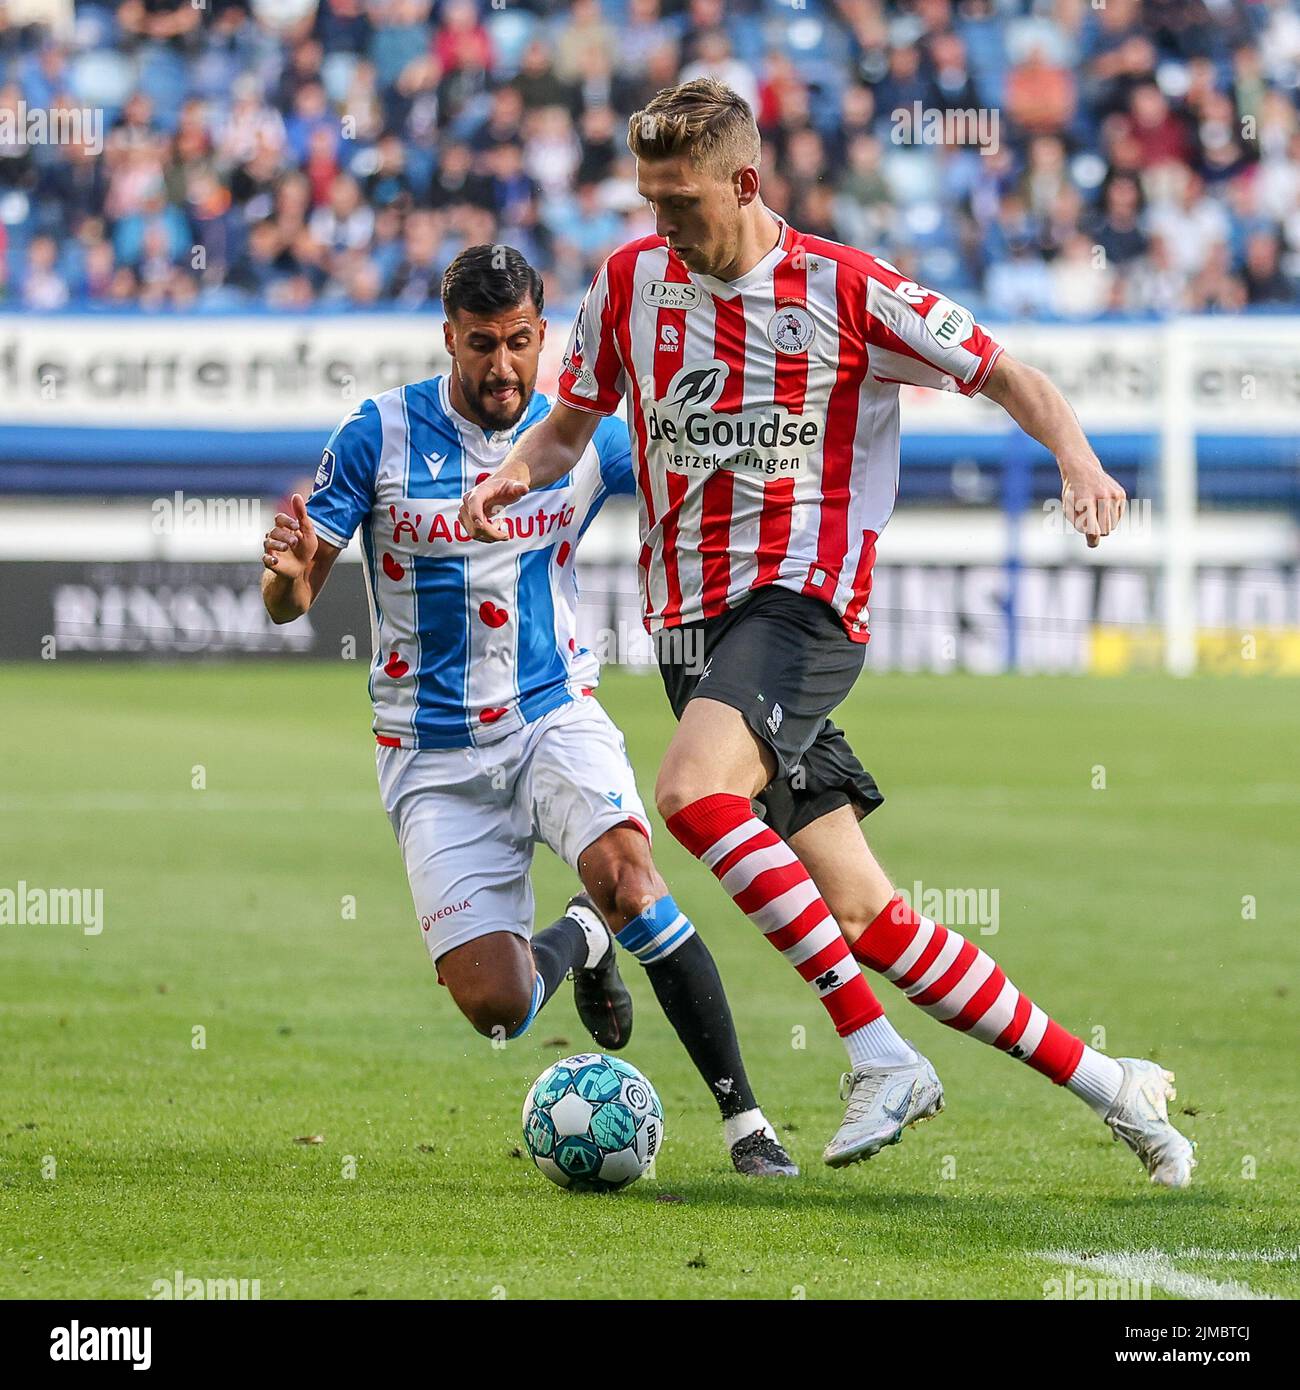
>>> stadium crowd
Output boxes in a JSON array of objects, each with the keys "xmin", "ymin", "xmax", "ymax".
[{"xmin": 1, "ymin": 0, "xmax": 1298, "ymax": 316}]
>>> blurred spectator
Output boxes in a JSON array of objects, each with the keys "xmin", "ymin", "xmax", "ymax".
[
  {"xmin": 1082, "ymin": 0, "xmax": 1157, "ymax": 122},
  {"xmin": 116, "ymin": 0, "xmax": 203, "ymax": 48},
  {"xmin": 1050, "ymin": 233, "xmax": 1115, "ymax": 318},
  {"xmin": 1088, "ymin": 174, "xmax": 1148, "ymax": 267},
  {"xmin": 389, "ymin": 208, "xmax": 444, "ymax": 305},
  {"xmin": 437, "ymin": 0, "xmax": 490, "ymax": 68},
  {"xmin": 1, "ymin": 0, "xmax": 1293, "ymax": 318},
  {"xmin": 428, "ymin": 140, "xmax": 493, "ymax": 211},
  {"xmin": 361, "ymin": 130, "xmax": 416, "ymax": 211},
  {"xmin": 1126, "ymin": 232, "xmax": 1185, "ymax": 314},
  {"xmin": 617, "ymin": 0, "xmax": 679, "ymax": 79},
  {"xmin": 1147, "ymin": 168, "xmax": 1231, "ymax": 279},
  {"xmin": 316, "ymin": 0, "xmax": 371, "ymax": 55},
  {"xmin": 1021, "ymin": 136, "xmax": 1071, "ymax": 219},
  {"xmin": 1188, "ymin": 240, "xmax": 1247, "ymax": 311},
  {"xmin": 229, "ymin": 218, "xmax": 297, "ymax": 299},
  {"xmin": 1242, "ymin": 230, "xmax": 1295, "ymax": 304},
  {"xmin": 513, "ymin": 38, "xmax": 578, "ymax": 116},
  {"xmin": 309, "ymin": 173, "xmax": 375, "ymax": 264},
  {"xmin": 554, "ymin": 0, "xmax": 616, "ymax": 85},
  {"xmin": 1125, "ymin": 83, "xmax": 1190, "ymax": 170},
  {"xmin": 285, "ymin": 80, "xmax": 336, "ymax": 165},
  {"xmin": 1004, "ymin": 43, "xmax": 1076, "ymax": 137},
  {"xmin": 873, "ymin": 41, "xmax": 929, "ymax": 123},
  {"xmin": 23, "ymin": 233, "xmax": 67, "ymax": 308},
  {"xmin": 679, "ymin": 30, "xmax": 757, "ymax": 113}
]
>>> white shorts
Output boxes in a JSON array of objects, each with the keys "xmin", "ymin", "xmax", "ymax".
[{"xmin": 376, "ymin": 695, "xmax": 651, "ymax": 965}]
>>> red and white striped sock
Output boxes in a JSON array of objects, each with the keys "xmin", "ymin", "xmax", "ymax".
[
  {"xmin": 665, "ymin": 794, "xmax": 886, "ymax": 1042},
  {"xmin": 851, "ymin": 894, "xmax": 1087, "ymax": 1085}
]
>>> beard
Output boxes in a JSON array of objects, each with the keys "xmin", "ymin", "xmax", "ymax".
[{"xmin": 460, "ymin": 365, "xmax": 530, "ymax": 430}]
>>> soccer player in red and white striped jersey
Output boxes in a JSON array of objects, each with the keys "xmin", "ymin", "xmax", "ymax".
[{"xmin": 463, "ymin": 80, "xmax": 1194, "ymax": 1186}]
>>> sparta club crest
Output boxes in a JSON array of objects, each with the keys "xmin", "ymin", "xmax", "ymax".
[{"xmin": 766, "ymin": 305, "xmax": 816, "ymax": 355}]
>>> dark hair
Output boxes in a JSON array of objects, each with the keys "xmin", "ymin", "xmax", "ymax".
[{"xmin": 440, "ymin": 243, "xmax": 544, "ymax": 318}]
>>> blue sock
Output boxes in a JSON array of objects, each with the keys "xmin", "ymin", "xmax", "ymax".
[
  {"xmin": 506, "ymin": 972, "xmax": 546, "ymax": 1040},
  {"xmin": 616, "ymin": 895, "xmax": 696, "ymax": 964}
]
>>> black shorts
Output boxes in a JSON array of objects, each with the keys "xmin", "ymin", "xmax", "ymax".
[{"xmin": 655, "ymin": 586, "xmax": 884, "ymax": 841}]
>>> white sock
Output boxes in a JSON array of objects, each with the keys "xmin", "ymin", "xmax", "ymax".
[
  {"xmin": 844, "ymin": 1014, "xmax": 917, "ymax": 1069},
  {"xmin": 1065, "ymin": 1045, "xmax": 1125, "ymax": 1117},
  {"xmin": 723, "ymin": 1107, "xmax": 777, "ymax": 1148},
  {"xmin": 565, "ymin": 901, "xmax": 609, "ymax": 970}
]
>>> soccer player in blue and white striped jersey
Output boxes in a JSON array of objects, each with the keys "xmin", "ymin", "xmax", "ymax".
[{"xmin": 261, "ymin": 244, "xmax": 795, "ymax": 1177}]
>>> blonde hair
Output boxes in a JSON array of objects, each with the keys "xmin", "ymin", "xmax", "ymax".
[{"xmin": 626, "ymin": 78, "xmax": 761, "ymax": 178}]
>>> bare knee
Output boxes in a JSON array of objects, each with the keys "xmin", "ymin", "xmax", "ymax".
[
  {"xmin": 655, "ymin": 715, "xmax": 775, "ymax": 821},
  {"xmin": 834, "ymin": 906, "xmax": 875, "ymax": 946},
  {"xmin": 436, "ymin": 934, "xmax": 535, "ymax": 1038},
  {"xmin": 654, "ymin": 753, "xmax": 722, "ymax": 821},
  {"xmin": 579, "ymin": 830, "xmax": 664, "ymax": 930},
  {"xmin": 653, "ymin": 782, "xmax": 679, "ymax": 822},
  {"xmin": 452, "ymin": 979, "xmax": 533, "ymax": 1039},
  {"xmin": 609, "ymin": 861, "xmax": 661, "ymax": 928}
]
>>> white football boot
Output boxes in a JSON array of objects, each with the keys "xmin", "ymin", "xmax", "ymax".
[
  {"xmin": 1104, "ymin": 1058, "xmax": 1196, "ymax": 1189},
  {"xmin": 823, "ymin": 1051, "xmax": 944, "ymax": 1167}
]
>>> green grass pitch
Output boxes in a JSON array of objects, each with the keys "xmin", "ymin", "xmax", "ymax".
[{"xmin": 1, "ymin": 663, "xmax": 1296, "ymax": 1300}]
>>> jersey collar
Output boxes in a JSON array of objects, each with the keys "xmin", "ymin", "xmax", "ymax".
[
  {"xmin": 437, "ymin": 373, "xmax": 536, "ymax": 449},
  {"xmin": 682, "ymin": 212, "xmax": 792, "ymax": 300}
]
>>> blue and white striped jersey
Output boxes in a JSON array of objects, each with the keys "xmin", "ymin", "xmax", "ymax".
[{"xmin": 307, "ymin": 375, "xmax": 634, "ymax": 750}]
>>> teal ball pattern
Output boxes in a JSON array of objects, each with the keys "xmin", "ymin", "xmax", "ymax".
[{"xmin": 522, "ymin": 1053, "xmax": 664, "ymax": 1192}]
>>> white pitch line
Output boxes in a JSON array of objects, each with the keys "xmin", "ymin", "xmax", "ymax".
[
  {"xmin": 1171, "ymin": 1247, "xmax": 1299, "ymax": 1265},
  {"xmin": 1036, "ymin": 1249, "xmax": 1279, "ymax": 1301}
]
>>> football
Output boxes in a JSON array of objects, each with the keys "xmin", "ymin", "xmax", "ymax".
[{"xmin": 522, "ymin": 1053, "xmax": 664, "ymax": 1192}]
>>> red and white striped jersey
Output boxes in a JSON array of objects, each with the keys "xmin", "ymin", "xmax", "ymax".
[{"xmin": 556, "ymin": 214, "xmax": 1003, "ymax": 641}]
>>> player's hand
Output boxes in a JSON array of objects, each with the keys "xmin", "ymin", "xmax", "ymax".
[
  {"xmin": 1061, "ymin": 463, "xmax": 1126, "ymax": 549},
  {"xmin": 262, "ymin": 493, "xmax": 319, "ymax": 577},
  {"xmin": 460, "ymin": 475, "xmax": 528, "ymax": 542}
]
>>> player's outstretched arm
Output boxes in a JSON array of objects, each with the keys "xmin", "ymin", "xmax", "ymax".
[
  {"xmin": 982, "ymin": 353, "xmax": 1126, "ymax": 548},
  {"xmin": 261, "ymin": 492, "xmax": 342, "ymax": 623},
  {"xmin": 459, "ymin": 400, "xmax": 601, "ymax": 541}
]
